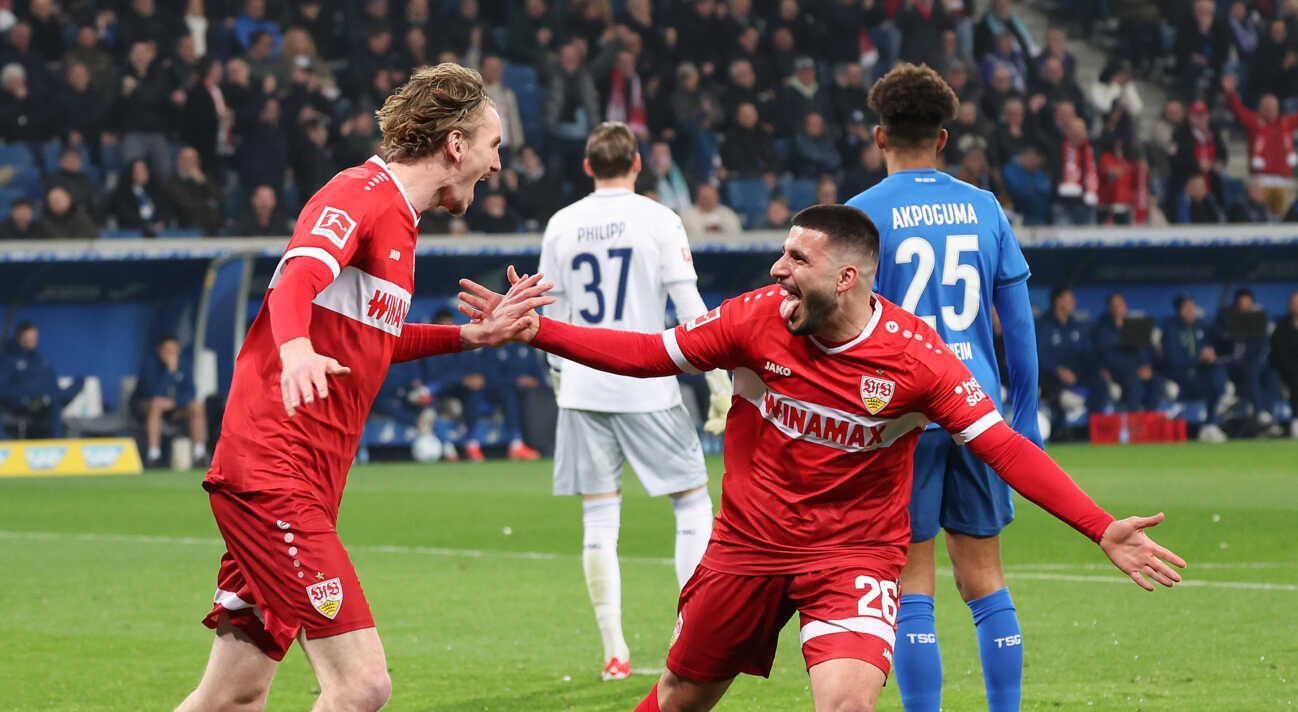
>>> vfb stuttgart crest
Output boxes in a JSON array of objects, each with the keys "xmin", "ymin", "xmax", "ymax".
[
  {"xmin": 307, "ymin": 577, "xmax": 344, "ymax": 620},
  {"xmin": 860, "ymin": 375, "xmax": 896, "ymax": 415}
]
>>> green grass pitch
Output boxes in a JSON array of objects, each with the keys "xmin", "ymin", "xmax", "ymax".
[{"xmin": 1, "ymin": 440, "xmax": 1295, "ymax": 711}]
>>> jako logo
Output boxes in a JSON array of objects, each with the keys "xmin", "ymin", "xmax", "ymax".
[
  {"xmin": 955, "ymin": 377, "xmax": 987, "ymax": 407},
  {"xmin": 366, "ymin": 289, "xmax": 411, "ymax": 328},
  {"xmin": 82, "ymin": 445, "xmax": 125, "ymax": 469},
  {"xmin": 764, "ymin": 361, "xmax": 792, "ymax": 376},
  {"xmin": 25, "ymin": 446, "xmax": 68, "ymax": 470}
]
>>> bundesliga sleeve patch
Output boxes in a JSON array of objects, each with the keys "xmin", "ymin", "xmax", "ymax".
[
  {"xmin": 685, "ymin": 306, "xmax": 721, "ymax": 331},
  {"xmin": 306, "ymin": 577, "xmax": 344, "ymax": 619},
  {"xmin": 310, "ymin": 206, "xmax": 357, "ymax": 248}
]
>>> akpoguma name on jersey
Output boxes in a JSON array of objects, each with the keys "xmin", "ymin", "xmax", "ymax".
[
  {"xmin": 577, "ymin": 222, "xmax": 627, "ymax": 241},
  {"xmin": 891, "ymin": 202, "xmax": 979, "ymax": 229}
]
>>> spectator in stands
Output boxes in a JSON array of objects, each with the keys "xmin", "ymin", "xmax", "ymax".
[
  {"xmin": 1032, "ymin": 56, "xmax": 1089, "ymax": 123},
  {"xmin": 482, "ymin": 56, "xmax": 528, "ymax": 161},
  {"xmin": 681, "ymin": 183, "xmax": 743, "ymax": 236},
  {"xmin": 648, "ymin": 140, "xmax": 692, "ymax": 213},
  {"xmin": 1098, "ymin": 135, "xmax": 1144, "ymax": 225},
  {"xmin": 1113, "ymin": 0, "xmax": 1161, "ymax": 75},
  {"xmin": 1050, "ymin": 117, "xmax": 1099, "ymax": 225},
  {"xmin": 1222, "ymin": 73, "xmax": 1298, "ymax": 217},
  {"xmin": 791, "ymin": 111, "xmax": 841, "ymax": 179},
  {"xmin": 506, "ymin": 0, "xmax": 558, "ymax": 66},
  {"xmin": 720, "ymin": 59, "xmax": 774, "ymax": 130},
  {"xmin": 837, "ymin": 110, "xmax": 875, "ymax": 167},
  {"xmin": 181, "ymin": 57, "xmax": 233, "ymax": 183},
  {"xmin": 115, "ymin": 41, "xmax": 175, "ymax": 180},
  {"xmin": 974, "ymin": 0, "xmax": 1037, "ymax": 61},
  {"xmin": 243, "ymin": 31, "xmax": 281, "ymax": 88},
  {"xmin": 1269, "ymin": 292, "xmax": 1298, "ymax": 438},
  {"xmin": 25, "ymin": 0, "xmax": 63, "ymax": 63},
  {"xmin": 39, "ymin": 186, "xmax": 96, "ymax": 239},
  {"xmin": 1094, "ymin": 292, "xmax": 1162, "ymax": 411},
  {"xmin": 2, "ymin": 21, "xmax": 54, "ymax": 93},
  {"xmin": 372, "ymin": 358, "xmax": 437, "ymax": 436},
  {"xmin": 767, "ymin": 27, "xmax": 802, "ymax": 88},
  {"xmin": 830, "ymin": 63, "xmax": 870, "ymax": 134},
  {"xmin": 289, "ymin": 116, "xmax": 337, "ymax": 200},
  {"xmin": 776, "ymin": 56, "xmax": 831, "ymax": 137},
  {"xmin": 1229, "ymin": 178, "xmax": 1277, "ymax": 222},
  {"xmin": 953, "ymin": 147, "xmax": 1001, "ymax": 195},
  {"xmin": 279, "ymin": 27, "xmax": 334, "ymax": 90},
  {"xmin": 509, "ymin": 144, "xmax": 562, "ymax": 227},
  {"xmin": 1001, "ymin": 143, "xmax": 1054, "ymax": 225},
  {"xmin": 979, "ymin": 64, "xmax": 1020, "ymax": 129},
  {"xmin": 987, "ymin": 97, "xmax": 1033, "ymax": 169},
  {"xmin": 760, "ymin": 194, "xmax": 792, "ymax": 229},
  {"xmin": 1225, "ymin": 1, "xmax": 1260, "ymax": 70},
  {"xmin": 1247, "ymin": 19, "xmax": 1298, "ymax": 107},
  {"xmin": 0, "ymin": 199, "xmax": 38, "ymax": 240},
  {"xmin": 233, "ymin": 0, "xmax": 282, "ymax": 54},
  {"xmin": 63, "ymin": 25, "xmax": 115, "ymax": 97},
  {"xmin": 133, "ymin": 336, "xmax": 208, "ymax": 468},
  {"xmin": 944, "ymin": 61, "xmax": 982, "ymax": 107},
  {"xmin": 844, "ymin": 142, "xmax": 887, "ymax": 193},
  {"xmin": 896, "ymin": 0, "xmax": 955, "ymax": 71},
  {"xmin": 1213, "ymin": 288, "xmax": 1276, "ymax": 425},
  {"xmin": 980, "ymin": 31, "xmax": 1027, "ymax": 94},
  {"xmin": 720, "ymin": 102, "xmax": 778, "ymax": 182},
  {"xmin": 166, "ymin": 147, "xmax": 223, "ymax": 235},
  {"xmin": 671, "ymin": 60, "xmax": 724, "ymax": 138},
  {"xmin": 1170, "ymin": 100, "xmax": 1228, "ymax": 207},
  {"xmin": 1090, "ymin": 59, "xmax": 1143, "ymax": 125},
  {"xmin": 436, "ymin": 328, "xmax": 540, "ymax": 462},
  {"xmin": 439, "ymin": 0, "xmax": 496, "ymax": 62},
  {"xmin": 117, "ymin": 0, "xmax": 175, "ymax": 57},
  {"xmin": 183, "ymin": 0, "xmax": 217, "ymax": 61},
  {"xmin": 730, "ymin": 25, "xmax": 775, "ymax": 94},
  {"xmin": 0, "ymin": 322, "xmax": 82, "ymax": 438},
  {"xmin": 344, "ymin": 25, "xmax": 401, "ymax": 101},
  {"xmin": 230, "ymin": 184, "xmax": 291, "ymax": 236},
  {"xmin": 1035, "ymin": 26, "xmax": 1077, "ymax": 83},
  {"xmin": 1161, "ymin": 294, "xmax": 1230, "ymax": 442},
  {"xmin": 816, "ymin": 175, "xmax": 839, "ymax": 204},
  {"xmin": 400, "ymin": 25, "xmax": 433, "ymax": 70},
  {"xmin": 1037, "ymin": 287, "xmax": 1099, "ymax": 435},
  {"xmin": 0, "ymin": 63, "xmax": 51, "ymax": 143},
  {"xmin": 544, "ymin": 40, "xmax": 602, "ymax": 190},
  {"xmin": 55, "ymin": 62, "xmax": 110, "ymax": 151},
  {"xmin": 1178, "ymin": 174, "xmax": 1226, "ymax": 223},
  {"xmin": 467, "ymin": 189, "xmax": 522, "ymax": 233},
  {"xmin": 238, "ymin": 96, "xmax": 288, "ymax": 193},
  {"xmin": 110, "ymin": 160, "xmax": 170, "ymax": 237},
  {"xmin": 333, "ymin": 107, "xmax": 381, "ymax": 170},
  {"xmin": 943, "ymin": 100, "xmax": 988, "ymax": 168},
  {"xmin": 45, "ymin": 148, "xmax": 101, "ymax": 219},
  {"xmin": 1175, "ymin": 0, "xmax": 1230, "ymax": 99}
]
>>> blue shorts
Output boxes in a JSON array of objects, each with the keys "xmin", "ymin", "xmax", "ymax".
[{"xmin": 909, "ymin": 428, "xmax": 1014, "ymax": 542}]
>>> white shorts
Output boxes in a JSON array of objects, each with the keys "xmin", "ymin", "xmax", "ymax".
[{"xmin": 553, "ymin": 406, "xmax": 708, "ymax": 497}]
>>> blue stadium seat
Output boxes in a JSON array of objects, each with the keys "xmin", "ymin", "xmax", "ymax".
[
  {"xmin": 98, "ymin": 228, "xmax": 144, "ymax": 239},
  {"xmin": 780, "ymin": 177, "xmax": 817, "ymax": 212},
  {"xmin": 725, "ymin": 179, "xmax": 770, "ymax": 229},
  {"xmin": 0, "ymin": 143, "xmax": 42, "ymax": 199},
  {"xmin": 99, "ymin": 142, "xmax": 124, "ymax": 176},
  {"xmin": 0, "ymin": 186, "xmax": 27, "ymax": 219},
  {"xmin": 502, "ymin": 63, "xmax": 544, "ymax": 148}
]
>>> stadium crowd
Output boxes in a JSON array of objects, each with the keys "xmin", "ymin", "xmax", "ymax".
[{"xmin": 2, "ymin": 0, "xmax": 1298, "ymax": 237}]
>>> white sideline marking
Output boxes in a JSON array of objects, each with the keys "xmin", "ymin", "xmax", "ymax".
[
  {"xmin": 2, "ymin": 531, "xmax": 1294, "ymax": 591},
  {"xmin": 1008, "ymin": 561, "xmax": 1295, "ymax": 571}
]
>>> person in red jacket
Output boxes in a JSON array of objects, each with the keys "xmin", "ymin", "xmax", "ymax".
[
  {"xmin": 1097, "ymin": 134, "xmax": 1149, "ymax": 225},
  {"xmin": 1222, "ymin": 73, "xmax": 1298, "ymax": 216}
]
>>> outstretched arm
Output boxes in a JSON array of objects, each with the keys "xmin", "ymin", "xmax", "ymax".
[
  {"xmin": 994, "ymin": 280, "xmax": 1043, "ymax": 447},
  {"xmin": 967, "ymin": 421, "xmax": 1187, "ymax": 591}
]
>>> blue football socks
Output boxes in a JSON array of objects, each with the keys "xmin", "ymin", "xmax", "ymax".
[
  {"xmin": 968, "ymin": 587, "xmax": 1023, "ymax": 712},
  {"xmin": 896, "ymin": 593, "xmax": 943, "ymax": 712}
]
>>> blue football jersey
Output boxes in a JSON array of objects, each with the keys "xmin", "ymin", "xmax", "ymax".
[{"xmin": 846, "ymin": 168, "xmax": 1030, "ymax": 415}]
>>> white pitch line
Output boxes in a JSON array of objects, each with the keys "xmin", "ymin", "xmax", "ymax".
[
  {"xmin": 3, "ymin": 531, "xmax": 1294, "ymax": 591},
  {"xmin": 1008, "ymin": 561, "xmax": 1296, "ymax": 571}
]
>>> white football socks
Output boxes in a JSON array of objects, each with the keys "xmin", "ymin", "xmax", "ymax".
[
  {"xmin": 582, "ymin": 496, "xmax": 628, "ymax": 663},
  {"xmin": 671, "ymin": 489, "xmax": 713, "ymax": 588}
]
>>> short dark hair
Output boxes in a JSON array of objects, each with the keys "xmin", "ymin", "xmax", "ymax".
[
  {"xmin": 791, "ymin": 204, "xmax": 879, "ymax": 265},
  {"xmin": 867, "ymin": 62, "xmax": 958, "ymax": 151},
  {"xmin": 585, "ymin": 122, "xmax": 638, "ymax": 179},
  {"xmin": 157, "ymin": 335, "xmax": 179, "ymax": 347},
  {"xmin": 1234, "ymin": 287, "xmax": 1255, "ymax": 302},
  {"xmin": 1049, "ymin": 286, "xmax": 1072, "ymax": 306},
  {"xmin": 15, "ymin": 321, "xmax": 36, "ymax": 337}
]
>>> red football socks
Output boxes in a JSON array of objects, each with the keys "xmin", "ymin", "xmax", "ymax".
[{"xmin": 633, "ymin": 684, "xmax": 662, "ymax": 712}]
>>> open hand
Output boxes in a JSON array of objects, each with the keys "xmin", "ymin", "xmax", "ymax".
[
  {"xmin": 278, "ymin": 337, "xmax": 350, "ymax": 416},
  {"xmin": 458, "ymin": 266, "xmax": 555, "ymax": 347},
  {"xmin": 1099, "ymin": 513, "xmax": 1187, "ymax": 591}
]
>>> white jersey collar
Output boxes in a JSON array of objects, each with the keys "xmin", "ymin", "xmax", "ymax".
[
  {"xmin": 367, "ymin": 155, "xmax": 420, "ymax": 224},
  {"xmin": 808, "ymin": 295, "xmax": 884, "ymax": 355}
]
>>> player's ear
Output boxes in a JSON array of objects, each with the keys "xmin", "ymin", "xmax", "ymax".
[
  {"xmin": 837, "ymin": 263, "xmax": 859, "ymax": 294},
  {"xmin": 447, "ymin": 129, "xmax": 465, "ymax": 162},
  {"xmin": 873, "ymin": 125, "xmax": 886, "ymax": 151},
  {"xmin": 631, "ymin": 152, "xmax": 642, "ymax": 174},
  {"xmin": 583, "ymin": 158, "xmax": 595, "ymax": 179},
  {"xmin": 935, "ymin": 128, "xmax": 949, "ymax": 153}
]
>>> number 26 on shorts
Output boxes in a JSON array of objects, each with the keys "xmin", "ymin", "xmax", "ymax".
[{"xmin": 856, "ymin": 575, "xmax": 898, "ymax": 626}]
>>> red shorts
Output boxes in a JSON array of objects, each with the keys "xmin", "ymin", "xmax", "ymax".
[
  {"xmin": 666, "ymin": 562, "xmax": 900, "ymax": 683},
  {"xmin": 201, "ymin": 487, "xmax": 374, "ymax": 660}
]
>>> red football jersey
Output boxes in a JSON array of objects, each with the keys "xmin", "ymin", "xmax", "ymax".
[
  {"xmin": 663, "ymin": 287, "xmax": 1002, "ymax": 574},
  {"xmin": 206, "ymin": 156, "xmax": 420, "ymax": 513}
]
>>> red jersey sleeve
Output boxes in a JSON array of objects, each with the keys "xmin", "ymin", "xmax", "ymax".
[
  {"xmin": 664, "ymin": 294, "xmax": 756, "ymax": 373},
  {"xmin": 915, "ymin": 339, "xmax": 1004, "ymax": 443},
  {"xmin": 280, "ymin": 186, "xmax": 371, "ymax": 280}
]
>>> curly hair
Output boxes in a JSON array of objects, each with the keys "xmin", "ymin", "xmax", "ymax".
[
  {"xmin": 867, "ymin": 62, "xmax": 958, "ymax": 151},
  {"xmin": 376, "ymin": 63, "xmax": 492, "ymax": 163}
]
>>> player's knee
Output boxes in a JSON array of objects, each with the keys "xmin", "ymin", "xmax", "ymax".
[
  {"xmin": 351, "ymin": 668, "xmax": 392, "ymax": 711},
  {"xmin": 818, "ymin": 695, "xmax": 875, "ymax": 712}
]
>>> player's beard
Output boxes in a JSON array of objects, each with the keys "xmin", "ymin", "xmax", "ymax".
[{"xmin": 786, "ymin": 284, "xmax": 836, "ymax": 336}]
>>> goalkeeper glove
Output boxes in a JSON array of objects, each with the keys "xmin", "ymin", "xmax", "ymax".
[{"xmin": 703, "ymin": 369, "xmax": 732, "ymax": 434}]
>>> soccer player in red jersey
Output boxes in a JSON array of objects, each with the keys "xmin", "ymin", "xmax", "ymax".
[
  {"xmin": 175, "ymin": 64, "xmax": 554, "ymax": 712},
  {"xmin": 461, "ymin": 205, "xmax": 1186, "ymax": 712}
]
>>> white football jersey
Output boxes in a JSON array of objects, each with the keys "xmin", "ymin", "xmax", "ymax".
[{"xmin": 539, "ymin": 188, "xmax": 700, "ymax": 412}]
